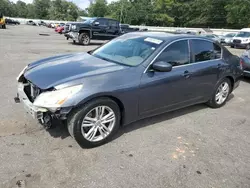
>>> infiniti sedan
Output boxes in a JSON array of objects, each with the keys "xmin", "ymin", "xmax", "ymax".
[{"xmin": 15, "ymin": 32, "xmax": 242, "ymax": 148}]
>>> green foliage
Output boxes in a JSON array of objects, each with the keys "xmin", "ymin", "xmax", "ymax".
[
  {"xmin": 0, "ymin": 0, "xmax": 82, "ymax": 21},
  {"xmin": 87, "ymin": 0, "xmax": 108, "ymax": 17},
  {"xmin": 0, "ymin": 0, "xmax": 250, "ymax": 28}
]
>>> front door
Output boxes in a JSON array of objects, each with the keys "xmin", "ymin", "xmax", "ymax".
[
  {"xmin": 139, "ymin": 39, "xmax": 196, "ymax": 116},
  {"xmin": 92, "ymin": 19, "xmax": 109, "ymax": 40}
]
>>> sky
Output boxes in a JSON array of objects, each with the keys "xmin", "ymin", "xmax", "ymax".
[{"xmin": 10, "ymin": 0, "xmax": 117, "ymax": 9}]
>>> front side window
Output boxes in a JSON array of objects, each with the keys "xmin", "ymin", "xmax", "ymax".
[
  {"xmin": 97, "ymin": 19, "xmax": 107, "ymax": 26},
  {"xmin": 92, "ymin": 34, "xmax": 164, "ymax": 66},
  {"xmin": 154, "ymin": 40, "xmax": 189, "ymax": 67},
  {"xmin": 191, "ymin": 39, "xmax": 221, "ymax": 62}
]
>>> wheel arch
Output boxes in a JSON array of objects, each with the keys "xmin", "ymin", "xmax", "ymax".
[
  {"xmin": 225, "ymin": 76, "xmax": 235, "ymax": 92},
  {"xmin": 74, "ymin": 94, "xmax": 125, "ymax": 125},
  {"xmin": 79, "ymin": 29, "xmax": 92, "ymax": 38}
]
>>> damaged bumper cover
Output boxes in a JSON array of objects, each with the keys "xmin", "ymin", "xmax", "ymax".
[{"xmin": 15, "ymin": 83, "xmax": 72, "ymax": 126}]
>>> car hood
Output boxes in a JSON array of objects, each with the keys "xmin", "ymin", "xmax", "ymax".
[{"xmin": 24, "ymin": 52, "xmax": 128, "ymax": 89}]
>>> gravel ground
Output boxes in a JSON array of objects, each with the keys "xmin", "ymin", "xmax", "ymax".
[{"xmin": 0, "ymin": 25, "xmax": 250, "ymax": 188}]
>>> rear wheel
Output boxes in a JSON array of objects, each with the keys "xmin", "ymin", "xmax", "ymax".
[
  {"xmin": 67, "ymin": 98, "xmax": 121, "ymax": 148},
  {"xmin": 206, "ymin": 78, "xmax": 231, "ymax": 108},
  {"xmin": 2, "ymin": 24, "xmax": 6, "ymax": 29},
  {"xmin": 79, "ymin": 32, "xmax": 90, "ymax": 45}
]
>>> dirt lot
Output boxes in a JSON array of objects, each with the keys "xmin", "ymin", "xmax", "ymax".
[{"xmin": 0, "ymin": 25, "xmax": 250, "ymax": 188}]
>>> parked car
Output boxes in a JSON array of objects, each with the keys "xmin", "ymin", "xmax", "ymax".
[
  {"xmin": 231, "ymin": 28, "xmax": 250, "ymax": 49},
  {"xmin": 220, "ymin": 33, "xmax": 236, "ymax": 45},
  {"xmin": 0, "ymin": 12, "xmax": 6, "ymax": 29},
  {"xmin": 120, "ymin": 24, "xmax": 140, "ymax": 33},
  {"xmin": 203, "ymin": 34, "xmax": 221, "ymax": 43},
  {"xmin": 240, "ymin": 49, "xmax": 250, "ymax": 77},
  {"xmin": 66, "ymin": 18, "xmax": 142, "ymax": 45},
  {"xmin": 66, "ymin": 17, "xmax": 121, "ymax": 45},
  {"xmin": 55, "ymin": 25, "xmax": 64, "ymax": 34},
  {"xmin": 15, "ymin": 32, "xmax": 242, "ymax": 148},
  {"xmin": 5, "ymin": 18, "xmax": 20, "ymax": 25},
  {"xmin": 26, "ymin": 20, "xmax": 37, "ymax": 26}
]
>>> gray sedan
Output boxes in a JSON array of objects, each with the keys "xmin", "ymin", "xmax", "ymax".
[{"xmin": 15, "ymin": 32, "xmax": 242, "ymax": 148}]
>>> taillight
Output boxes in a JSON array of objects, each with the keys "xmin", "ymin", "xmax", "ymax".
[{"xmin": 239, "ymin": 59, "xmax": 244, "ymax": 70}]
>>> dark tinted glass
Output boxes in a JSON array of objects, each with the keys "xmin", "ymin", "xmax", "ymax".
[
  {"xmin": 213, "ymin": 43, "xmax": 222, "ymax": 59},
  {"xmin": 155, "ymin": 40, "xmax": 189, "ymax": 67},
  {"xmin": 109, "ymin": 20, "xmax": 118, "ymax": 27},
  {"xmin": 97, "ymin": 19, "xmax": 107, "ymax": 26},
  {"xmin": 191, "ymin": 40, "xmax": 219, "ymax": 62}
]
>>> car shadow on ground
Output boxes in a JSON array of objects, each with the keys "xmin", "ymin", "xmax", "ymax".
[
  {"xmin": 46, "ymin": 94, "xmax": 235, "ymax": 142},
  {"xmin": 241, "ymin": 77, "xmax": 250, "ymax": 84},
  {"xmin": 70, "ymin": 41, "xmax": 106, "ymax": 46}
]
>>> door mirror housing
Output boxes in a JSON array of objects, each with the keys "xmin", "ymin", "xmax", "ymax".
[
  {"xmin": 94, "ymin": 22, "xmax": 100, "ymax": 26},
  {"xmin": 152, "ymin": 61, "xmax": 172, "ymax": 72}
]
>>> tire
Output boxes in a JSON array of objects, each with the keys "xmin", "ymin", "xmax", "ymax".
[
  {"xmin": 2, "ymin": 24, "xmax": 6, "ymax": 29},
  {"xmin": 79, "ymin": 32, "xmax": 90, "ymax": 45},
  {"xmin": 246, "ymin": 44, "xmax": 250, "ymax": 50},
  {"xmin": 230, "ymin": 45, "xmax": 234, "ymax": 48},
  {"xmin": 206, "ymin": 78, "xmax": 232, "ymax": 108},
  {"xmin": 67, "ymin": 98, "xmax": 121, "ymax": 148}
]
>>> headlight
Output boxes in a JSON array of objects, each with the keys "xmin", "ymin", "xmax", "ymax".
[
  {"xmin": 16, "ymin": 65, "xmax": 28, "ymax": 81},
  {"xmin": 71, "ymin": 25, "xmax": 76, "ymax": 30},
  {"xmin": 33, "ymin": 84, "xmax": 83, "ymax": 108}
]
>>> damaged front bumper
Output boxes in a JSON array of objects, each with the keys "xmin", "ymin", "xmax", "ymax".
[
  {"xmin": 67, "ymin": 31, "xmax": 79, "ymax": 42},
  {"xmin": 14, "ymin": 83, "xmax": 72, "ymax": 128}
]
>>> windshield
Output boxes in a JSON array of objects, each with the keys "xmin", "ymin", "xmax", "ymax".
[
  {"xmin": 235, "ymin": 31, "xmax": 250, "ymax": 38},
  {"xmin": 225, "ymin": 33, "xmax": 235, "ymax": 37},
  {"xmin": 83, "ymin": 19, "xmax": 96, "ymax": 24},
  {"xmin": 91, "ymin": 35, "xmax": 164, "ymax": 66}
]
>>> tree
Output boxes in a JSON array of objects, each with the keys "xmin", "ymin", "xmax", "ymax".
[
  {"xmin": 226, "ymin": 0, "xmax": 250, "ymax": 28},
  {"xmin": 15, "ymin": 1, "xmax": 28, "ymax": 18},
  {"xmin": 33, "ymin": 0, "xmax": 50, "ymax": 19},
  {"xmin": 88, "ymin": 0, "xmax": 108, "ymax": 17}
]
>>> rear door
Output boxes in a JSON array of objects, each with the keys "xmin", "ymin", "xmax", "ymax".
[
  {"xmin": 189, "ymin": 39, "xmax": 223, "ymax": 99},
  {"xmin": 106, "ymin": 20, "xmax": 120, "ymax": 38}
]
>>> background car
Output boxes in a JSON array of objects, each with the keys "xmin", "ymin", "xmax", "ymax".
[
  {"xmin": 220, "ymin": 33, "xmax": 236, "ymax": 45},
  {"xmin": 203, "ymin": 34, "xmax": 221, "ymax": 43},
  {"xmin": 5, "ymin": 18, "xmax": 20, "ymax": 25},
  {"xmin": 26, "ymin": 20, "xmax": 37, "ymax": 26},
  {"xmin": 15, "ymin": 32, "xmax": 242, "ymax": 148}
]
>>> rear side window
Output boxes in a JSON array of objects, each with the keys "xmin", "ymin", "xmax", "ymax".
[
  {"xmin": 191, "ymin": 39, "xmax": 221, "ymax": 63},
  {"xmin": 109, "ymin": 20, "xmax": 118, "ymax": 27},
  {"xmin": 155, "ymin": 40, "xmax": 189, "ymax": 67}
]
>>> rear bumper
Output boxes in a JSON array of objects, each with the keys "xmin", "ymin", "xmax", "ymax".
[{"xmin": 243, "ymin": 70, "xmax": 250, "ymax": 77}]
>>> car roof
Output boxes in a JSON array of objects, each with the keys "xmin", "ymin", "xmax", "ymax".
[{"xmin": 128, "ymin": 31, "xmax": 214, "ymax": 42}]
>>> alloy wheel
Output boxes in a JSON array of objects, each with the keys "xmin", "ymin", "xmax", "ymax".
[
  {"xmin": 215, "ymin": 82, "xmax": 230, "ymax": 105},
  {"xmin": 81, "ymin": 106, "xmax": 116, "ymax": 142}
]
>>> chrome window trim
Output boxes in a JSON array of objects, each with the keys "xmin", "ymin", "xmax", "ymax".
[{"xmin": 144, "ymin": 38, "xmax": 223, "ymax": 73}]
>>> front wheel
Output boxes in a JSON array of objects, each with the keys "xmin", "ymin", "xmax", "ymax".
[
  {"xmin": 2, "ymin": 24, "xmax": 6, "ymax": 29},
  {"xmin": 79, "ymin": 32, "xmax": 90, "ymax": 45},
  {"xmin": 67, "ymin": 98, "xmax": 121, "ymax": 148},
  {"xmin": 206, "ymin": 78, "xmax": 231, "ymax": 108}
]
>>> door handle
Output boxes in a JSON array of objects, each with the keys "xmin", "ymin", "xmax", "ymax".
[{"xmin": 183, "ymin": 70, "xmax": 191, "ymax": 78}]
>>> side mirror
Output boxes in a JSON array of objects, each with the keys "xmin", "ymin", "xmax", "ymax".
[
  {"xmin": 94, "ymin": 22, "xmax": 100, "ymax": 26},
  {"xmin": 152, "ymin": 61, "xmax": 172, "ymax": 72}
]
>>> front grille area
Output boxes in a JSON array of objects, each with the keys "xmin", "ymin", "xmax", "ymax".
[
  {"xmin": 64, "ymin": 24, "xmax": 71, "ymax": 33},
  {"xmin": 233, "ymin": 39, "xmax": 241, "ymax": 44},
  {"xmin": 23, "ymin": 80, "xmax": 41, "ymax": 102}
]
